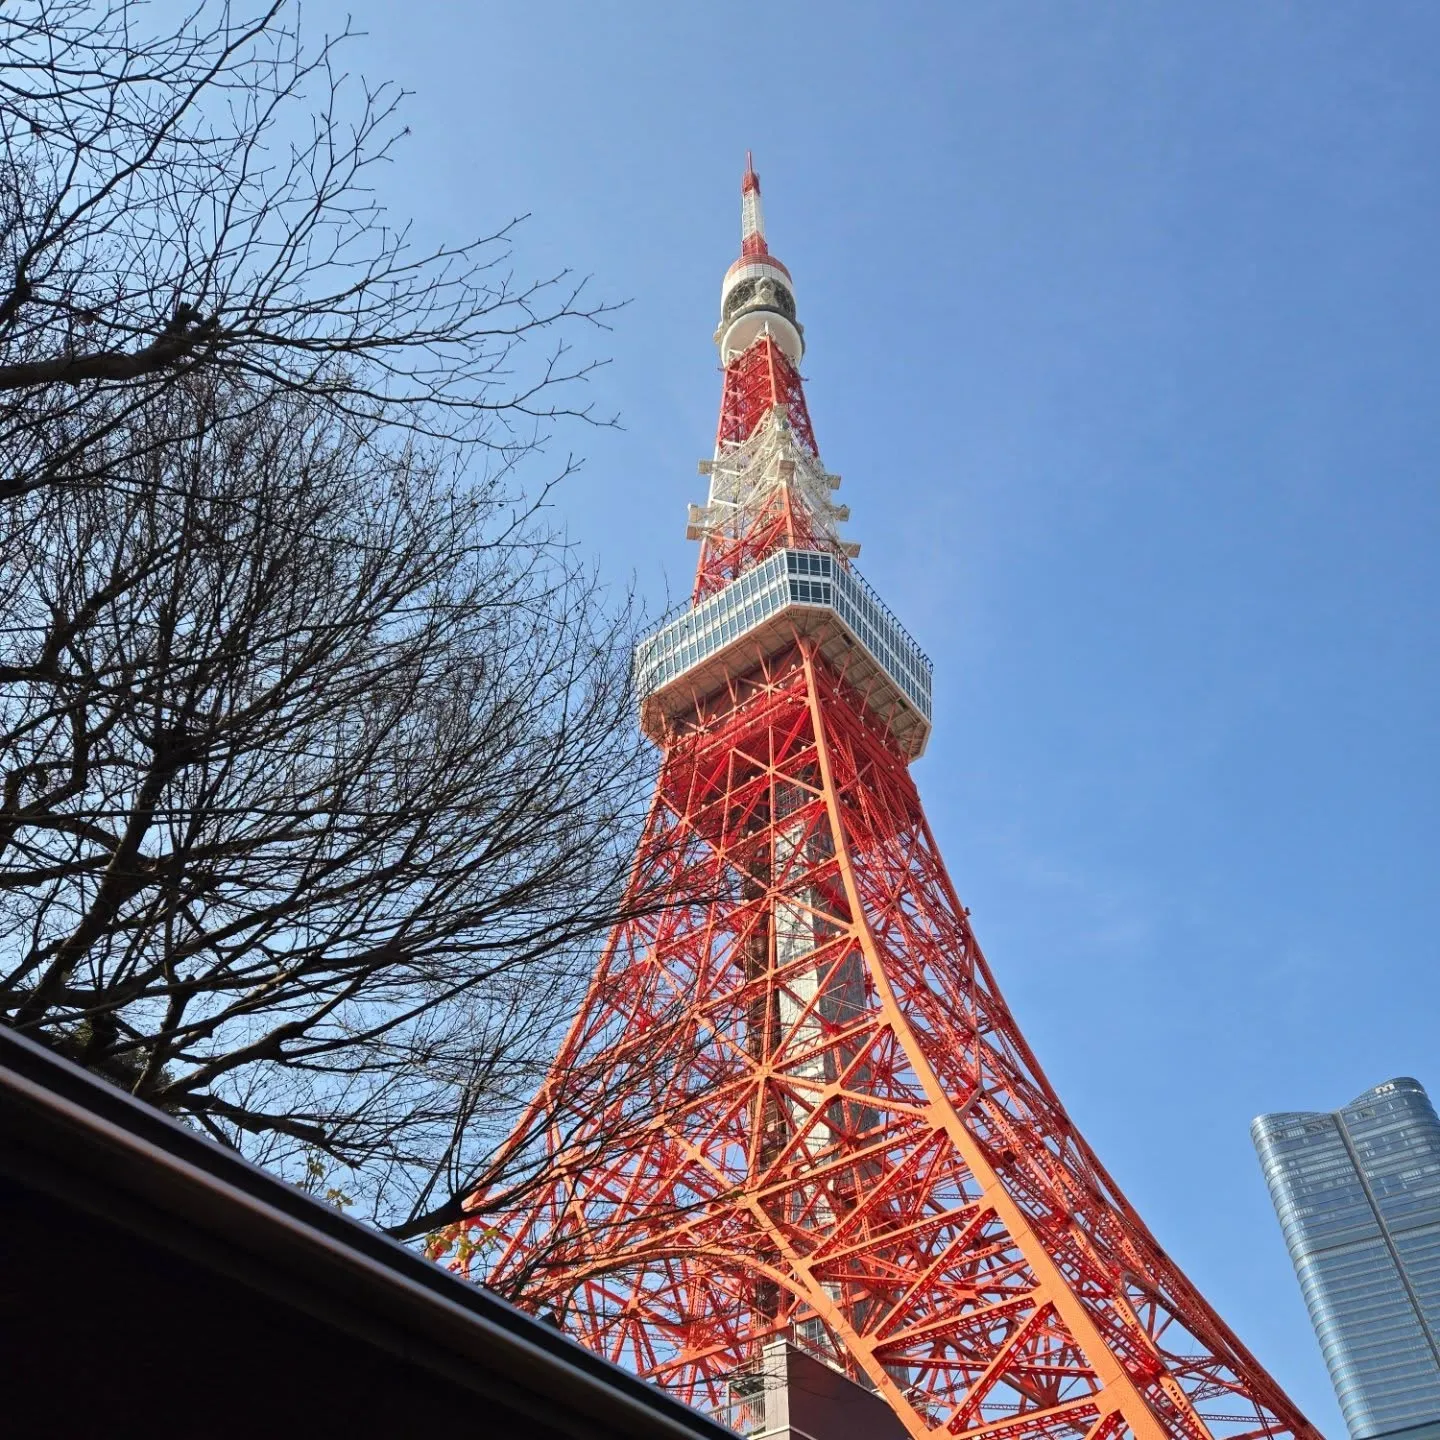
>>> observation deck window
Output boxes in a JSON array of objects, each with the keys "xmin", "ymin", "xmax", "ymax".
[{"xmin": 636, "ymin": 549, "xmax": 933, "ymax": 756}]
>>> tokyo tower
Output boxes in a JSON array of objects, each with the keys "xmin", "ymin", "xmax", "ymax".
[{"xmin": 451, "ymin": 159, "xmax": 1320, "ymax": 1440}]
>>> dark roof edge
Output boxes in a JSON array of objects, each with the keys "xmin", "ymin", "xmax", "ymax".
[{"xmin": 0, "ymin": 1024, "xmax": 736, "ymax": 1440}]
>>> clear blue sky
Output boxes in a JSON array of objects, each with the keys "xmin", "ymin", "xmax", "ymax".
[{"xmin": 309, "ymin": 4, "xmax": 1440, "ymax": 1428}]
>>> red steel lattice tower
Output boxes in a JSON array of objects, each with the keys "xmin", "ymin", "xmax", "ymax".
[{"xmin": 450, "ymin": 161, "xmax": 1320, "ymax": 1440}]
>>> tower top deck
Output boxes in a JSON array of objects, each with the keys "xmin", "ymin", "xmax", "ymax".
[{"xmin": 719, "ymin": 156, "xmax": 803, "ymax": 366}]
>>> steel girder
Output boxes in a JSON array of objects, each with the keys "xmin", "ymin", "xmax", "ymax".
[{"xmin": 449, "ymin": 642, "xmax": 1319, "ymax": 1440}]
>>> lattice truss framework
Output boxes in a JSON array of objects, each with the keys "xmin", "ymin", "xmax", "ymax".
[
  {"xmin": 446, "ymin": 161, "xmax": 1319, "ymax": 1440},
  {"xmin": 459, "ymin": 645, "xmax": 1317, "ymax": 1440},
  {"xmin": 695, "ymin": 340, "xmax": 827, "ymax": 600}
]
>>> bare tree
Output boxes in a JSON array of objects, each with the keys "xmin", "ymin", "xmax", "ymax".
[
  {"xmin": 0, "ymin": 1, "xmax": 674, "ymax": 1237},
  {"xmin": 0, "ymin": 0, "xmax": 613, "ymax": 504},
  {"xmin": 1, "ymin": 365, "xmax": 664, "ymax": 1227}
]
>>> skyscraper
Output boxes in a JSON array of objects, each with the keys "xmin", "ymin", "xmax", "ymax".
[{"xmin": 1253, "ymin": 1078, "xmax": 1440, "ymax": 1440}]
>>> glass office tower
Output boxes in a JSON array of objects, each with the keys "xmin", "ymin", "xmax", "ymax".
[{"xmin": 1253, "ymin": 1078, "xmax": 1440, "ymax": 1440}]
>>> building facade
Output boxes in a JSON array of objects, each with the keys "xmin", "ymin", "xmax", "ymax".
[{"xmin": 1254, "ymin": 1078, "xmax": 1440, "ymax": 1440}]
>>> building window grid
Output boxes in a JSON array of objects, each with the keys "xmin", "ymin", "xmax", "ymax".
[{"xmin": 1254, "ymin": 1080, "xmax": 1440, "ymax": 1440}]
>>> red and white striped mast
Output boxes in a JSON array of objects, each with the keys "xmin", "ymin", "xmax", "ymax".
[{"xmin": 691, "ymin": 156, "xmax": 844, "ymax": 601}]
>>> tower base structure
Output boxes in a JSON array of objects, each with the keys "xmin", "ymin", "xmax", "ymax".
[{"xmin": 725, "ymin": 1341, "xmax": 911, "ymax": 1440}]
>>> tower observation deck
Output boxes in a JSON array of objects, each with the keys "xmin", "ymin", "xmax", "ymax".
[{"xmin": 446, "ymin": 159, "xmax": 1320, "ymax": 1440}]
